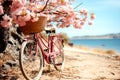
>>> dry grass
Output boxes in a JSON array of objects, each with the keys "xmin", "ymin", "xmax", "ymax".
[
  {"xmin": 93, "ymin": 48, "xmax": 116, "ymax": 54},
  {"xmin": 104, "ymin": 50, "xmax": 116, "ymax": 54}
]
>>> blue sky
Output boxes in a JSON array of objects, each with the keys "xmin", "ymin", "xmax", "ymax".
[{"xmin": 56, "ymin": 0, "xmax": 120, "ymax": 38}]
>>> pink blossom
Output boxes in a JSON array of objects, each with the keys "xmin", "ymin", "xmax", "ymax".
[
  {"xmin": 58, "ymin": 23, "xmax": 65, "ymax": 28},
  {"xmin": 80, "ymin": 21, "xmax": 85, "ymax": 25},
  {"xmin": 17, "ymin": 20, "xmax": 26, "ymax": 27},
  {"xmin": 80, "ymin": 9, "xmax": 88, "ymax": 16},
  {"xmin": 1, "ymin": 21, "xmax": 12, "ymax": 28},
  {"xmin": 90, "ymin": 13, "xmax": 95, "ymax": 20},
  {"xmin": 50, "ymin": 0, "xmax": 58, "ymax": 4},
  {"xmin": 0, "ymin": 0, "xmax": 95, "ymax": 29},
  {"xmin": 88, "ymin": 21, "xmax": 93, "ymax": 25},
  {"xmin": 1, "ymin": 14, "xmax": 12, "ymax": 28},
  {"xmin": 2, "ymin": 14, "xmax": 11, "ymax": 20},
  {"xmin": 15, "ymin": 15, "xmax": 28, "ymax": 26},
  {"xmin": 74, "ymin": 24, "xmax": 82, "ymax": 29},
  {"xmin": 11, "ymin": 0, "xmax": 26, "ymax": 12},
  {"xmin": 74, "ymin": 21, "xmax": 82, "ymax": 29},
  {"xmin": 0, "ymin": 5, "xmax": 3, "ymax": 15},
  {"xmin": 31, "ymin": 17, "xmax": 39, "ymax": 22},
  {"xmin": 27, "ymin": 2, "xmax": 43, "ymax": 12}
]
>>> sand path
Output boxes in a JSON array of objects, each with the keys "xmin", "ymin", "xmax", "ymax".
[{"xmin": 40, "ymin": 46, "xmax": 120, "ymax": 80}]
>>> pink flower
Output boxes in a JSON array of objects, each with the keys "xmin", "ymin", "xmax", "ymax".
[
  {"xmin": 0, "ymin": 5, "xmax": 4, "ymax": 15},
  {"xmin": 58, "ymin": 23, "xmax": 65, "ymax": 28},
  {"xmin": 27, "ymin": 2, "xmax": 43, "ymax": 12},
  {"xmin": 88, "ymin": 21, "xmax": 93, "ymax": 25},
  {"xmin": 0, "ymin": 0, "xmax": 95, "ymax": 29},
  {"xmin": 1, "ymin": 14, "xmax": 12, "ymax": 28},
  {"xmin": 31, "ymin": 17, "xmax": 39, "ymax": 22},
  {"xmin": 11, "ymin": 0, "xmax": 26, "ymax": 12},
  {"xmin": 1, "ymin": 21, "xmax": 12, "ymax": 28},
  {"xmin": 17, "ymin": 20, "xmax": 26, "ymax": 27},
  {"xmin": 74, "ymin": 21, "xmax": 82, "ymax": 29},
  {"xmin": 80, "ymin": 21, "xmax": 85, "ymax": 25},
  {"xmin": 80, "ymin": 9, "xmax": 88, "ymax": 16},
  {"xmin": 90, "ymin": 13, "xmax": 95, "ymax": 20}
]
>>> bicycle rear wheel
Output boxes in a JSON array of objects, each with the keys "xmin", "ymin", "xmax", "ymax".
[
  {"xmin": 19, "ymin": 40, "xmax": 43, "ymax": 80},
  {"xmin": 51, "ymin": 36, "xmax": 64, "ymax": 71}
]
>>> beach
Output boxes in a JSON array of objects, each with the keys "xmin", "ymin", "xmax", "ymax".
[{"xmin": 0, "ymin": 45, "xmax": 120, "ymax": 80}]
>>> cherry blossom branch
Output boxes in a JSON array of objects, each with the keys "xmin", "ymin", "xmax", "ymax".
[
  {"xmin": 74, "ymin": 2, "xmax": 83, "ymax": 9},
  {"xmin": 39, "ymin": 0, "xmax": 50, "ymax": 13}
]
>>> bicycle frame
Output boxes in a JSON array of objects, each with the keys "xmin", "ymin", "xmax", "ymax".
[
  {"xmin": 24, "ymin": 32, "xmax": 63, "ymax": 64},
  {"xmin": 37, "ymin": 33, "xmax": 64, "ymax": 64}
]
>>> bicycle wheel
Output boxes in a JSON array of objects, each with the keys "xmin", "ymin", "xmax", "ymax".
[
  {"xmin": 19, "ymin": 40, "xmax": 43, "ymax": 80},
  {"xmin": 51, "ymin": 36, "xmax": 64, "ymax": 71}
]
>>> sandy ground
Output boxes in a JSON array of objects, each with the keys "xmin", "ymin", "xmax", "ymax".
[
  {"xmin": 62, "ymin": 46, "xmax": 120, "ymax": 80},
  {"xmin": 40, "ymin": 46, "xmax": 120, "ymax": 80},
  {"xmin": 0, "ymin": 45, "xmax": 120, "ymax": 80}
]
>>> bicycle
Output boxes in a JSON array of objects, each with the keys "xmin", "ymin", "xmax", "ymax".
[{"xmin": 19, "ymin": 27, "xmax": 64, "ymax": 80}]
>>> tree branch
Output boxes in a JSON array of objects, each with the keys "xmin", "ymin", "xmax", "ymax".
[
  {"xmin": 39, "ymin": 0, "xmax": 50, "ymax": 13},
  {"xmin": 74, "ymin": 2, "xmax": 83, "ymax": 9}
]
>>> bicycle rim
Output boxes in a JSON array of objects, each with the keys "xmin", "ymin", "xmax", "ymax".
[
  {"xmin": 19, "ymin": 40, "xmax": 43, "ymax": 80},
  {"xmin": 51, "ymin": 38, "xmax": 64, "ymax": 71}
]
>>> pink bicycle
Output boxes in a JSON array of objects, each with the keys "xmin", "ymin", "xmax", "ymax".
[{"xmin": 19, "ymin": 28, "xmax": 64, "ymax": 80}]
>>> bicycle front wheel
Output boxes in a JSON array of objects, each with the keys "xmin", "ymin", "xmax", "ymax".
[
  {"xmin": 51, "ymin": 36, "xmax": 64, "ymax": 71},
  {"xmin": 19, "ymin": 40, "xmax": 43, "ymax": 80}
]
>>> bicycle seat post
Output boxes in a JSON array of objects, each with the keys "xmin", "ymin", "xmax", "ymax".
[{"xmin": 31, "ymin": 33, "xmax": 37, "ymax": 42}]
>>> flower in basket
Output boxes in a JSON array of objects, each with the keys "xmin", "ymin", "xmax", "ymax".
[
  {"xmin": 11, "ymin": 0, "xmax": 47, "ymax": 27},
  {"xmin": 0, "ymin": 0, "xmax": 47, "ymax": 28}
]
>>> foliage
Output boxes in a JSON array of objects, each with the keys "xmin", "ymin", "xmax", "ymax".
[
  {"xmin": 105, "ymin": 50, "xmax": 116, "ymax": 54},
  {"xmin": 58, "ymin": 32, "xmax": 70, "ymax": 44}
]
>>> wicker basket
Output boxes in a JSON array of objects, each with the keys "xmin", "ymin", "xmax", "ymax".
[{"xmin": 20, "ymin": 16, "xmax": 47, "ymax": 35}]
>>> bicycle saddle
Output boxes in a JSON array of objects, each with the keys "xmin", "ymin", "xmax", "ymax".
[{"xmin": 45, "ymin": 27, "xmax": 56, "ymax": 34}]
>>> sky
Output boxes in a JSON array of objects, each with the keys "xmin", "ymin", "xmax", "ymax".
[{"xmin": 56, "ymin": 0, "xmax": 120, "ymax": 38}]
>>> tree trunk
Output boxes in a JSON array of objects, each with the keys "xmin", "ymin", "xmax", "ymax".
[{"xmin": 0, "ymin": 27, "xmax": 9, "ymax": 53}]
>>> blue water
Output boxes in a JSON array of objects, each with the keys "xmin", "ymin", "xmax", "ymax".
[{"xmin": 70, "ymin": 39, "xmax": 120, "ymax": 53}]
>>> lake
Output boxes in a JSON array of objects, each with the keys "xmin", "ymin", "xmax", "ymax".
[{"xmin": 70, "ymin": 39, "xmax": 120, "ymax": 53}]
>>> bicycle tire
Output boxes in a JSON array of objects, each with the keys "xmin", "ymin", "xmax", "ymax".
[
  {"xmin": 19, "ymin": 40, "xmax": 43, "ymax": 80},
  {"xmin": 51, "ymin": 36, "xmax": 64, "ymax": 71}
]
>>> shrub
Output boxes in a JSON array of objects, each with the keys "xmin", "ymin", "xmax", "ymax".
[
  {"xmin": 105, "ymin": 50, "xmax": 116, "ymax": 54},
  {"xmin": 58, "ymin": 32, "xmax": 70, "ymax": 44}
]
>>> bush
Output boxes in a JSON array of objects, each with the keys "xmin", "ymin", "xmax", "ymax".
[
  {"xmin": 58, "ymin": 32, "xmax": 70, "ymax": 44},
  {"xmin": 105, "ymin": 50, "xmax": 116, "ymax": 54}
]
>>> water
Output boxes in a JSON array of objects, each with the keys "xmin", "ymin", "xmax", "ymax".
[{"xmin": 70, "ymin": 39, "xmax": 120, "ymax": 53}]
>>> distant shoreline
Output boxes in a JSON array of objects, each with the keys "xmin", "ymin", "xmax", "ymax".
[{"xmin": 71, "ymin": 33, "xmax": 120, "ymax": 39}]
